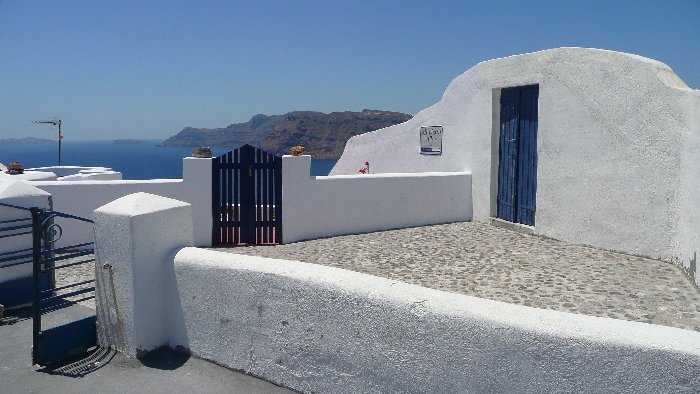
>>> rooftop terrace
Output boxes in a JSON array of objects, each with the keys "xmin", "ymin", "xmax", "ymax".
[{"xmin": 218, "ymin": 221, "xmax": 700, "ymax": 332}]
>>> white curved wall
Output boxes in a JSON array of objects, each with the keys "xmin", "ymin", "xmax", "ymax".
[
  {"xmin": 332, "ymin": 47, "xmax": 699, "ymax": 285},
  {"xmin": 168, "ymin": 248, "xmax": 700, "ymax": 393}
]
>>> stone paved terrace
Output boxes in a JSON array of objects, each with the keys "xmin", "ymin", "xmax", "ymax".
[{"xmin": 214, "ymin": 221, "xmax": 700, "ymax": 332}]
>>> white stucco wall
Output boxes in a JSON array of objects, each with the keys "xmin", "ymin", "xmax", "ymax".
[
  {"xmin": 282, "ymin": 155, "xmax": 472, "ymax": 243},
  {"xmin": 56, "ymin": 171, "xmax": 122, "ymax": 181},
  {"xmin": 0, "ymin": 171, "xmax": 58, "ymax": 181},
  {"xmin": 331, "ymin": 47, "xmax": 699, "ymax": 282},
  {"xmin": 0, "ymin": 180, "xmax": 50, "ymax": 283},
  {"xmin": 94, "ymin": 192, "xmax": 193, "ymax": 356},
  {"xmin": 30, "ymin": 157, "xmax": 212, "ymax": 247},
  {"xmin": 28, "ymin": 165, "xmax": 116, "ymax": 178},
  {"xmin": 168, "ymin": 248, "xmax": 700, "ymax": 393}
]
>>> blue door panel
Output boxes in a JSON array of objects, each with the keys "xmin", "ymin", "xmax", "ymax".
[
  {"xmin": 497, "ymin": 88, "xmax": 519, "ymax": 223},
  {"xmin": 497, "ymin": 85, "xmax": 538, "ymax": 226}
]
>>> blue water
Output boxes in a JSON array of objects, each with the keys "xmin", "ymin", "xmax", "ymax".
[{"xmin": 0, "ymin": 140, "xmax": 337, "ymax": 179}]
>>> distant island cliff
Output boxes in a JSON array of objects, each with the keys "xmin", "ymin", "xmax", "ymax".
[
  {"xmin": 160, "ymin": 109, "xmax": 412, "ymax": 159},
  {"xmin": 0, "ymin": 137, "xmax": 56, "ymax": 145},
  {"xmin": 113, "ymin": 139, "xmax": 146, "ymax": 144}
]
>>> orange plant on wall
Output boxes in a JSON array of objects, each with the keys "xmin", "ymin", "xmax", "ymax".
[{"xmin": 290, "ymin": 146, "xmax": 306, "ymax": 156}]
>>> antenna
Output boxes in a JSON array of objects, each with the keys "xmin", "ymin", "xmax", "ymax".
[{"xmin": 32, "ymin": 119, "xmax": 63, "ymax": 165}]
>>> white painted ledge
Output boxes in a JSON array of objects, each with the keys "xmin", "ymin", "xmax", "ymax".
[{"xmin": 170, "ymin": 248, "xmax": 700, "ymax": 393}]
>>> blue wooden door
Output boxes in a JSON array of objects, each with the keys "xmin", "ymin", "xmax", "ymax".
[{"xmin": 497, "ymin": 85, "xmax": 539, "ymax": 226}]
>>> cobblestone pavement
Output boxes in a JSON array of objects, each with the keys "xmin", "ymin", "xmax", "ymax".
[
  {"xmin": 215, "ymin": 221, "xmax": 700, "ymax": 332},
  {"xmin": 53, "ymin": 252, "xmax": 95, "ymax": 309}
]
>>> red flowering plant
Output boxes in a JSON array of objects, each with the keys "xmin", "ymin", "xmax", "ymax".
[{"xmin": 358, "ymin": 161, "xmax": 370, "ymax": 174}]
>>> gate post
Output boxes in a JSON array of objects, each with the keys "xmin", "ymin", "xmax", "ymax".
[
  {"xmin": 183, "ymin": 157, "xmax": 213, "ymax": 247},
  {"xmin": 30, "ymin": 207, "xmax": 43, "ymax": 365},
  {"xmin": 94, "ymin": 192, "xmax": 193, "ymax": 356},
  {"xmin": 280, "ymin": 155, "xmax": 311, "ymax": 244}
]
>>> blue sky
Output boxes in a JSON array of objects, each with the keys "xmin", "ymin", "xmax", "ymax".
[{"xmin": 1, "ymin": 0, "xmax": 698, "ymax": 140}]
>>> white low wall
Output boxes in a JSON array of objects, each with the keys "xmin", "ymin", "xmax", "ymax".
[
  {"xmin": 0, "ymin": 180, "xmax": 50, "ymax": 283},
  {"xmin": 31, "ymin": 158, "xmax": 212, "ymax": 247},
  {"xmin": 28, "ymin": 165, "xmax": 115, "ymax": 178},
  {"xmin": 56, "ymin": 171, "xmax": 122, "ymax": 181},
  {"xmin": 168, "ymin": 248, "xmax": 700, "ymax": 393},
  {"xmin": 0, "ymin": 171, "xmax": 58, "ymax": 181},
  {"xmin": 282, "ymin": 155, "xmax": 472, "ymax": 243}
]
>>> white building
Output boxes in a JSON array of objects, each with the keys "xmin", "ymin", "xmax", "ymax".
[{"xmin": 332, "ymin": 47, "xmax": 699, "ymax": 285}]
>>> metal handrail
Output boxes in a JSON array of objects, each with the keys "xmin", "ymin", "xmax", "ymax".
[
  {"xmin": 41, "ymin": 279, "xmax": 95, "ymax": 296},
  {"xmin": 40, "ymin": 295, "xmax": 95, "ymax": 314},
  {"xmin": 0, "ymin": 230, "xmax": 32, "ymax": 239},
  {"xmin": 0, "ymin": 201, "xmax": 32, "ymax": 211},
  {"xmin": 0, "ymin": 247, "xmax": 33, "ymax": 257},
  {"xmin": 0, "ymin": 223, "xmax": 33, "ymax": 233},
  {"xmin": 0, "ymin": 252, "xmax": 32, "ymax": 264},
  {"xmin": 42, "ymin": 249, "xmax": 94, "ymax": 264},
  {"xmin": 41, "ymin": 286, "xmax": 94, "ymax": 305},
  {"xmin": 0, "ymin": 217, "xmax": 32, "ymax": 225},
  {"xmin": 0, "ymin": 259, "xmax": 33, "ymax": 269},
  {"xmin": 49, "ymin": 242, "xmax": 94, "ymax": 254},
  {"xmin": 42, "ymin": 210, "xmax": 94, "ymax": 224},
  {"xmin": 42, "ymin": 257, "xmax": 96, "ymax": 272}
]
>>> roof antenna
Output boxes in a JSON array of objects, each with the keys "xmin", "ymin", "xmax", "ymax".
[{"xmin": 32, "ymin": 119, "xmax": 63, "ymax": 165}]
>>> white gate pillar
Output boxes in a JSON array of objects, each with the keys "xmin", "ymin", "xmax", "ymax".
[
  {"xmin": 93, "ymin": 192, "xmax": 193, "ymax": 357},
  {"xmin": 182, "ymin": 157, "xmax": 212, "ymax": 247}
]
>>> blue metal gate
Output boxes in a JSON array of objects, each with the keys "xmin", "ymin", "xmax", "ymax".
[
  {"xmin": 497, "ymin": 85, "xmax": 539, "ymax": 226},
  {"xmin": 31, "ymin": 208, "xmax": 96, "ymax": 365},
  {"xmin": 1, "ymin": 201, "xmax": 96, "ymax": 365}
]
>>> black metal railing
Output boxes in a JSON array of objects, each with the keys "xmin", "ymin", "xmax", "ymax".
[
  {"xmin": 0, "ymin": 201, "xmax": 35, "ymax": 310},
  {"xmin": 31, "ymin": 208, "xmax": 96, "ymax": 365}
]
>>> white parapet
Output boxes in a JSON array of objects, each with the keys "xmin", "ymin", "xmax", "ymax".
[
  {"xmin": 281, "ymin": 154, "xmax": 473, "ymax": 243},
  {"xmin": 171, "ymin": 248, "xmax": 700, "ymax": 393},
  {"xmin": 0, "ymin": 180, "xmax": 50, "ymax": 307},
  {"xmin": 30, "ymin": 157, "xmax": 212, "ymax": 249},
  {"xmin": 93, "ymin": 192, "xmax": 193, "ymax": 357}
]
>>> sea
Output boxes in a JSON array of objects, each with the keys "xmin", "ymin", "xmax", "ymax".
[{"xmin": 0, "ymin": 140, "xmax": 338, "ymax": 179}]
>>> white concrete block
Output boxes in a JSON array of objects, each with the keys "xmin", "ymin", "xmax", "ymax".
[
  {"xmin": 0, "ymin": 180, "xmax": 50, "ymax": 283},
  {"xmin": 94, "ymin": 192, "xmax": 193, "ymax": 357}
]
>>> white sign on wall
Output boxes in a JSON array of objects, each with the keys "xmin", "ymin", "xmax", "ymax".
[{"xmin": 420, "ymin": 125, "xmax": 443, "ymax": 155}]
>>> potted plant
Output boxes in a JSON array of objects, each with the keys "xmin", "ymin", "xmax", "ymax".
[
  {"xmin": 290, "ymin": 146, "xmax": 306, "ymax": 156},
  {"xmin": 7, "ymin": 161, "xmax": 24, "ymax": 175}
]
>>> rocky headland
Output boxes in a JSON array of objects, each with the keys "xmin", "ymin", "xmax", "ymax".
[{"xmin": 160, "ymin": 109, "xmax": 412, "ymax": 159}]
